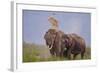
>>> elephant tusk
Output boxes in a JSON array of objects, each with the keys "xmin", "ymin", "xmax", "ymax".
[
  {"xmin": 46, "ymin": 46, "xmax": 50, "ymax": 49},
  {"xmin": 49, "ymin": 46, "xmax": 52, "ymax": 50},
  {"xmin": 47, "ymin": 45, "xmax": 52, "ymax": 50}
]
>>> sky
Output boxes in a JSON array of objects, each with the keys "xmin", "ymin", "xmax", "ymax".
[{"xmin": 23, "ymin": 10, "xmax": 91, "ymax": 47}]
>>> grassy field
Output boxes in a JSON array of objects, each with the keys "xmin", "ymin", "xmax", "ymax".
[{"xmin": 23, "ymin": 42, "xmax": 91, "ymax": 62}]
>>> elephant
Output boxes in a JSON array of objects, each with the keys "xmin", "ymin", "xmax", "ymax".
[
  {"xmin": 44, "ymin": 29, "xmax": 64, "ymax": 57},
  {"xmin": 44, "ymin": 29, "xmax": 86, "ymax": 60},
  {"xmin": 62, "ymin": 34, "xmax": 86, "ymax": 59}
]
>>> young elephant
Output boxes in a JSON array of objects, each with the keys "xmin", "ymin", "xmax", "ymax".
[{"xmin": 62, "ymin": 34, "xmax": 86, "ymax": 59}]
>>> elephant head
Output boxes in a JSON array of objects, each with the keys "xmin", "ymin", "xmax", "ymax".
[
  {"xmin": 61, "ymin": 34, "xmax": 73, "ymax": 49},
  {"xmin": 44, "ymin": 29, "xmax": 64, "ymax": 56},
  {"xmin": 44, "ymin": 29, "xmax": 57, "ymax": 49}
]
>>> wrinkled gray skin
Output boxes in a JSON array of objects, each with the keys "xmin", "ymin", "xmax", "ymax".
[
  {"xmin": 44, "ymin": 29, "xmax": 64, "ymax": 57},
  {"xmin": 62, "ymin": 34, "xmax": 86, "ymax": 59}
]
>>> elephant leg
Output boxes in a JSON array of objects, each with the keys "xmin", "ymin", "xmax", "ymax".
[
  {"xmin": 56, "ymin": 50, "xmax": 60, "ymax": 57},
  {"xmin": 60, "ymin": 52, "xmax": 64, "ymax": 58},
  {"xmin": 81, "ymin": 48, "xmax": 85, "ymax": 59},
  {"xmin": 50, "ymin": 49, "xmax": 55, "ymax": 56},
  {"xmin": 81, "ymin": 52, "xmax": 84, "ymax": 59},
  {"xmin": 60, "ymin": 48, "xmax": 64, "ymax": 58},
  {"xmin": 73, "ymin": 54, "xmax": 78, "ymax": 60},
  {"xmin": 55, "ymin": 48, "xmax": 61, "ymax": 57},
  {"xmin": 67, "ymin": 49, "xmax": 71, "ymax": 60}
]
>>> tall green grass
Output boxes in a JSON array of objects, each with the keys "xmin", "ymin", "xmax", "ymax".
[{"xmin": 23, "ymin": 42, "xmax": 91, "ymax": 62}]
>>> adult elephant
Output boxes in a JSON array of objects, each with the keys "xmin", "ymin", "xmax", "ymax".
[
  {"xmin": 62, "ymin": 34, "xmax": 86, "ymax": 59},
  {"xmin": 44, "ymin": 29, "xmax": 64, "ymax": 57}
]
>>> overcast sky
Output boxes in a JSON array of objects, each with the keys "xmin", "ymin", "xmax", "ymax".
[{"xmin": 23, "ymin": 10, "xmax": 91, "ymax": 47}]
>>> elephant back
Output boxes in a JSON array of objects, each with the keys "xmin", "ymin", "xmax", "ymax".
[{"xmin": 70, "ymin": 33, "xmax": 86, "ymax": 48}]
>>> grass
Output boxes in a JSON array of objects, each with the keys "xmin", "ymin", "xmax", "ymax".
[{"xmin": 23, "ymin": 42, "xmax": 91, "ymax": 62}]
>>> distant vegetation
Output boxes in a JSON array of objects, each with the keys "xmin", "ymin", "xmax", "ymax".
[{"xmin": 23, "ymin": 42, "xmax": 91, "ymax": 62}]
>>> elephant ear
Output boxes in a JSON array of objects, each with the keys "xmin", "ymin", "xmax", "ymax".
[
  {"xmin": 44, "ymin": 31, "xmax": 48, "ymax": 40},
  {"xmin": 44, "ymin": 29, "xmax": 55, "ymax": 39},
  {"xmin": 44, "ymin": 29, "xmax": 58, "ymax": 48},
  {"xmin": 65, "ymin": 34, "xmax": 73, "ymax": 47},
  {"xmin": 54, "ymin": 31, "xmax": 59, "ymax": 41},
  {"xmin": 53, "ymin": 31, "xmax": 62, "ymax": 46}
]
